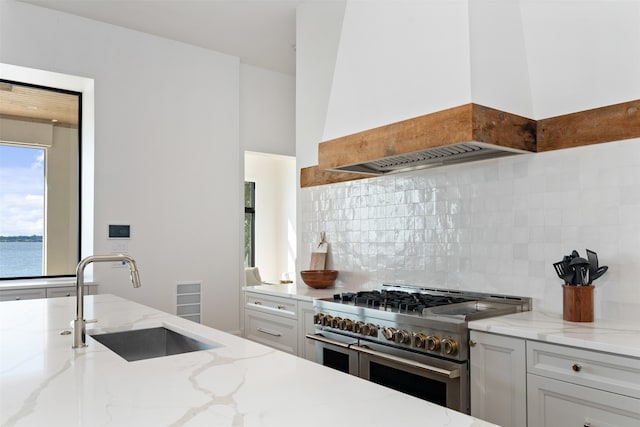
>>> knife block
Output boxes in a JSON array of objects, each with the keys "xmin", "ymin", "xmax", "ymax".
[{"xmin": 562, "ymin": 285, "xmax": 594, "ymax": 322}]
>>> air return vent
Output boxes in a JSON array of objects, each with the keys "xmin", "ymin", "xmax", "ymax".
[{"xmin": 176, "ymin": 282, "xmax": 201, "ymax": 323}]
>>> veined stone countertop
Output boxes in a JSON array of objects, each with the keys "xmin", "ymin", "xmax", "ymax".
[
  {"xmin": 242, "ymin": 282, "xmax": 363, "ymax": 302},
  {"xmin": 0, "ymin": 294, "xmax": 493, "ymax": 427},
  {"xmin": 469, "ymin": 311, "xmax": 640, "ymax": 359}
]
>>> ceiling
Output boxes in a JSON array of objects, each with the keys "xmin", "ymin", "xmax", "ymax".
[
  {"xmin": 0, "ymin": 82, "xmax": 79, "ymax": 127},
  {"xmin": 20, "ymin": 0, "xmax": 304, "ymax": 76},
  {"xmin": 3, "ymin": 0, "xmax": 303, "ymax": 126}
]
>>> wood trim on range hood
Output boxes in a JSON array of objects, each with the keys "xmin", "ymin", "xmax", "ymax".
[
  {"xmin": 302, "ymin": 99, "xmax": 640, "ymax": 188},
  {"xmin": 300, "ymin": 165, "xmax": 367, "ymax": 188},
  {"xmin": 538, "ymin": 99, "xmax": 640, "ymax": 151},
  {"xmin": 317, "ymin": 103, "xmax": 537, "ymax": 175}
]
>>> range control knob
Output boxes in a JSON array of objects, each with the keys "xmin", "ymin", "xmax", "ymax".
[
  {"xmin": 354, "ymin": 321, "xmax": 365, "ymax": 334},
  {"xmin": 426, "ymin": 335, "xmax": 441, "ymax": 352},
  {"xmin": 395, "ymin": 330, "xmax": 411, "ymax": 344},
  {"xmin": 382, "ymin": 327, "xmax": 397, "ymax": 341},
  {"xmin": 322, "ymin": 315, "xmax": 333, "ymax": 327},
  {"xmin": 341, "ymin": 318, "xmax": 354, "ymax": 331},
  {"xmin": 414, "ymin": 333, "xmax": 427, "ymax": 348},
  {"xmin": 362, "ymin": 323, "xmax": 378, "ymax": 337},
  {"xmin": 331, "ymin": 317, "xmax": 342, "ymax": 328},
  {"xmin": 442, "ymin": 338, "xmax": 458, "ymax": 356},
  {"xmin": 314, "ymin": 313, "xmax": 325, "ymax": 325}
]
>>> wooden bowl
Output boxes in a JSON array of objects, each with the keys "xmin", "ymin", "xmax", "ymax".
[{"xmin": 300, "ymin": 270, "xmax": 338, "ymax": 289}]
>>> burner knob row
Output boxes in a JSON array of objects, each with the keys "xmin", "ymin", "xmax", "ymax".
[{"xmin": 314, "ymin": 313, "xmax": 377, "ymax": 337}]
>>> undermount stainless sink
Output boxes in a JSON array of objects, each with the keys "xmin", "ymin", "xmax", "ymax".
[{"xmin": 90, "ymin": 327, "xmax": 220, "ymax": 362}]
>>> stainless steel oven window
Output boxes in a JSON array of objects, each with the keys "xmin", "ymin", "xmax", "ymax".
[
  {"xmin": 307, "ymin": 332, "xmax": 358, "ymax": 376},
  {"xmin": 356, "ymin": 341, "xmax": 468, "ymax": 413}
]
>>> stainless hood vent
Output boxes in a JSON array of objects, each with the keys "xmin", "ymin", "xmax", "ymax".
[
  {"xmin": 331, "ymin": 141, "xmax": 529, "ymax": 175},
  {"xmin": 318, "ymin": 104, "xmax": 537, "ymax": 176}
]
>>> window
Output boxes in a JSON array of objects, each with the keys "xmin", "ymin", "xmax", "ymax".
[
  {"xmin": 244, "ymin": 181, "xmax": 255, "ymax": 267},
  {"xmin": 0, "ymin": 80, "xmax": 81, "ymax": 279}
]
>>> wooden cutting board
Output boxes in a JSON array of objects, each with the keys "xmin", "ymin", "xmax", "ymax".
[
  {"xmin": 310, "ymin": 252, "xmax": 327, "ymax": 270},
  {"xmin": 310, "ymin": 233, "xmax": 328, "ymax": 270}
]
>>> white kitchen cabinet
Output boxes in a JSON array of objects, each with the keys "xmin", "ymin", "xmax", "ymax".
[
  {"xmin": 244, "ymin": 308, "xmax": 298, "ymax": 354},
  {"xmin": 297, "ymin": 301, "xmax": 316, "ymax": 361},
  {"xmin": 0, "ymin": 285, "xmax": 97, "ymax": 301},
  {"xmin": 244, "ymin": 291, "xmax": 298, "ymax": 355},
  {"xmin": 0, "ymin": 288, "xmax": 47, "ymax": 301},
  {"xmin": 46, "ymin": 285, "xmax": 97, "ymax": 298},
  {"xmin": 527, "ymin": 340, "xmax": 640, "ymax": 427},
  {"xmin": 527, "ymin": 374, "xmax": 640, "ymax": 427},
  {"xmin": 471, "ymin": 331, "xmax": 640, "ymax": 427},
  {"xmin": 469, "ymin": 330, "xmax": 527, "ymax": 427},
  {"xmin": 243, "ymin": 291, "xmax": 319, "ymax": 360}
]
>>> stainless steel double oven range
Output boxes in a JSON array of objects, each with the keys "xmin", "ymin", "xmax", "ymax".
[{"xmin": 306, "ymin": 284, "xmax": 531, "ymax": 414}]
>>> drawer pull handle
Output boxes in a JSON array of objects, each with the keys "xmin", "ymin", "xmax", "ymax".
[
  {"xmin": 257, "ymin": 327, "xmax": 282, "ymax": 337},
  {"xmin": 253, "ymin": 301, "xmax": 262, "ymax": 305},
  {"xmin": 572, "ymin": 363, "xmax": 582, "ymax": 372},
  {"xmin": 277, "ymin": 305, "xmax": 286, "ymax": 310},
  {"xmin": 469, "ymin": 340, "xmax": 477, "ymax": 347}
]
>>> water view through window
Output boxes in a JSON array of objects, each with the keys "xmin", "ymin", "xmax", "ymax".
[{"xmin": 0, "ymin": 145, "xmax": 45, "ymax": 277}]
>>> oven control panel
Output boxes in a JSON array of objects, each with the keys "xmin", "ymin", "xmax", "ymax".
[{"xmin": 313, "ymin": 312, "xmax": 465, "ymax": 360}]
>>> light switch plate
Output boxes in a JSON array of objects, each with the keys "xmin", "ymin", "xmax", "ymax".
[{"xmin": 108, "ymin": 224, "xmax": 130, "ymax": 239}]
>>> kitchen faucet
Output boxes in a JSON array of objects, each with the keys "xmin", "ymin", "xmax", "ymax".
[{"xmin": 73, "ymin": 254, "xmax": 141, "ymax": 348}]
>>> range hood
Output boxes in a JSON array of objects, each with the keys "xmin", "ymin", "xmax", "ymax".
[{"xmin": 318, "ymin": 104, "xmax": 537, "ymax": 176}]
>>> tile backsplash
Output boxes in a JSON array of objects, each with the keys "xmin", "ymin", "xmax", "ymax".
[{"xmin": 300, "ymin": 138, "xmax": 640, "ymax": 321}]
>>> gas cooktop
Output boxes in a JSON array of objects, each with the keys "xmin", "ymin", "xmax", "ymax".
[{"xmin": 321, "ymin": 284, "xmax": 531, "ymax": 321}]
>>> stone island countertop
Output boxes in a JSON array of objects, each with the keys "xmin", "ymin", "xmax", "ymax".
[{"xmin": 1, "ymin": 294, "xmax": 493, "ymax": 427}]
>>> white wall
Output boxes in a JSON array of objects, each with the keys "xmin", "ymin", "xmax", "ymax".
[
  {"xmin": 245, "ymin": 152, "xmax": 296, "ymax": 283},
  {"xmin": 0, "ymin": 1, "xmax": 242, "ymax": 332},
  {"xmin": 295, "ymin": 0, "xmax": 346, "ymax": 169},
  {"xmin": 240, "ymin": 64, "xmax": 295, "ymax": 156}
]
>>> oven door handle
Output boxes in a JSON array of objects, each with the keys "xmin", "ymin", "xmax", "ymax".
[
  {"xmin": 305, "ymin": 333, "xmax": 353, "ymax": 349},
  {"xmin": 353, "ymin": 344, "xmax": 460, "ymax": 379}
]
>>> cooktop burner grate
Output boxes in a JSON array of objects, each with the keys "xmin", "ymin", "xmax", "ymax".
[{"xmin": 333, "ymin": 290, "xmax": 472, "ymax": 313}]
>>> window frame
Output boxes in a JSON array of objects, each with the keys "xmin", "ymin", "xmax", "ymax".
[
  {"xmin": 0, "ymin": 79, "xmax": 82, "ymax": 280},
  {"xmin": 244, "ymin": 181, "xmax": 255, "ymax": 268}
]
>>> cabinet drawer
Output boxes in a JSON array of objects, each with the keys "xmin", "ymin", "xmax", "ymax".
[
  {"xmin": 245, "ymin": 292, "xmax": 297, "ymax": 319},
  {"xmin": 46, "ymin": 286, "xmax": 77, "ymax": 298},
  {"xmin": 46, "ymin": 285, "xmax": 95, "ymax": 298},
  {"xmin": 527, "ymin": 340, "xmax": 640, "ymax": 399},
  {"xmin": 0, "ymin": 288, "xmax": 47, "ymax": 301},
  {"xmin": 244, "ymin": 309, "xmax": 297, "ymax": 354},
  {"xmin": 528, "ymin": 374, "xmax": 640, "ymax": 427}
]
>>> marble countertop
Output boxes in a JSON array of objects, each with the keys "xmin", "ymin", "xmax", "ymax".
[
  {"xmin": 469, "ymin": 311, "xmax": 640, "ymax": 359},
  {"xmin": 1, "ymin": 294, "xmax": 493, "ymax": 427},
  {"xmin": 243, "ymin": 282, "xmax": 362, "ymax": 302}
]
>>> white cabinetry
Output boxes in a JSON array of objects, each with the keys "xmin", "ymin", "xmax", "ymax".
[
  {"xmin": 470, "ymin": 331, "xmax": 640, "ymax": 427},
  {"xmin": 243, "ymin": 291, "xmax": 318, "ymax": 361},
  {"xmin": 244, "ymin": 292, "xmax": 298, "ymax": 354},
  {"xmin": 469, "ymin": 330, "xmax": 527, "ymax": 427},
  {"xmin": 0, "ymin": 288, "xmax": 46, "ymax": 301},
  {"xmin": 527, "ymin": 341, "xmax": 640, "ymax": 427},
  {"xmin": 0, "ymin": 285, "xmax": 97, "ymax": 301}
]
